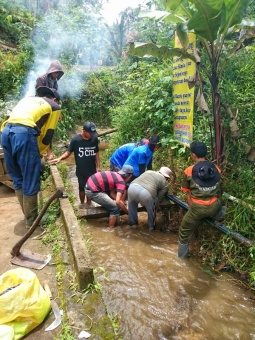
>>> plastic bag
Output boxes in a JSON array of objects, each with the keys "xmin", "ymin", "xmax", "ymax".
[
  {"xmin": 0, "ymin": 268, "xmax": 51, "ymax": 340},
  {"xmin": 0, "ymin": 325, "xmax": 14, "ymax": 340}
]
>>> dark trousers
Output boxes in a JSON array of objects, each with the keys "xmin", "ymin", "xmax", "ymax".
[{"xmin": 1, "ymin": 124, "xmax": 41, "ymax": 196}]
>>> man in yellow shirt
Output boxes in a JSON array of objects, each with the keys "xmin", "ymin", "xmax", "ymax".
[{"xmin": 1, "ymin": 86, "xmax": 61, "ymax": 227}]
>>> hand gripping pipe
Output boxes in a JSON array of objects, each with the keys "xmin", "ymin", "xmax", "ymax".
[{"xmin": 166, "ymin": 194, "xmax": 254, "ymax": 248}]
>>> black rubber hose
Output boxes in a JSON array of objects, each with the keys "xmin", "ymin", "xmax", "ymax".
[{"xmin": 166, "ymin": 194, "xmax": 254, "ymax": 247}]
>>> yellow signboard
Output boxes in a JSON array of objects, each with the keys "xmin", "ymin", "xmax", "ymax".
[{"xmin": 173, "ymin": 33, "xmax": 196, "ymax": 146}]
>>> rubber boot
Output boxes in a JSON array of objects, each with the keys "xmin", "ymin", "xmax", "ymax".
[
  {"xmin": 23, "ymin": 194, "xmax": 38, "ymax": 228},
  {"xmin": 215, "ymin": 205, "xmax": 226, "ymax": 222},
  {"xmin": 178, "ymin": 241, "xmax": 189, "ymax": 258},
  {"xmin": 108, "ymin": 216, "xmax": 118, "ymax": 229},
  {"xmin": 15, "ymin": 189, "xmax": 24, "ymax": 213}
]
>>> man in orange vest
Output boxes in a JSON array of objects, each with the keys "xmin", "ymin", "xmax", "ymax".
[{"xmin": 178, "ymin": 141, "xmax": 223, "ymax": 258}]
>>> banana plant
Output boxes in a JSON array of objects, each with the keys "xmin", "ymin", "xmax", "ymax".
[{"xmin": 129, "ymin": 0, "xmax": 255, "ymax": 164}]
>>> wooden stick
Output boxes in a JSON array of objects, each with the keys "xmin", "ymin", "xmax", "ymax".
[{"xmin": 11, "ymin": 189, "xmax": 63, "ymax": 257}]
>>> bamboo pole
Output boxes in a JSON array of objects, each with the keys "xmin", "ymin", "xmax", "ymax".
[
  {"xmin": 98, "ymin": 128, "xmax": 117, "ymax": 137},
  {"xmin": 223, "ymin": 192, "xmax": 255, "ymax": 212}
]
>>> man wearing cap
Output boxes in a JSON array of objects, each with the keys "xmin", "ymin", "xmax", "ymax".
[
  {"xmin": 128, "ymin": 167, "xmax": 172, "ymax": 230},
  {"xmin": 85, "ymin": 165, "xmax": 134, "ymax": 228},
  {"xmin": 124, "ymin": 135, "xmax": 161, "ymax": 179},
  {"xmin": 178, "ymin": 141, "xmax": 223, "ymax": 258},
  {"xmin": 49, "ymin": 121, "xmax": 100, "ymax": 208},
  {"xmin": 110, "ymin": 138, "xmax": 149, "ymax": 172},
  {"xmin": 1, "ymin": 86, "xmax": 61, "ymax": 227}
]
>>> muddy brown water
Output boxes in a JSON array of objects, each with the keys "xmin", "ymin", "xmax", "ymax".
[
  {"xmin": 67, "ymin": 159, "xmax": 255, "ymax": 340},
  {"xmin": 81, "ymin": 219, "xmax": 255, "ymax": 340}
]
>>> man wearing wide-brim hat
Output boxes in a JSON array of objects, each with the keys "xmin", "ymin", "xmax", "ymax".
[
  {"xmin": 178, "ymin": 141, "xmax": 223, "ymax": 258},
  {"xmin": 1, "ymin": 86, "xmax": 61, "ymax": 228}
]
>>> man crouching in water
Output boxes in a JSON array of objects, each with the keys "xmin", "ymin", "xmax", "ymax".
[{"xmin": 85, "ymin": 165, "xmax": 134, "ymax": 228}]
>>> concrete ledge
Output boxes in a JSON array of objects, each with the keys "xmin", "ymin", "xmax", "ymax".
[{"xmin": 50, "ymin": 165, "xmax": 94, "ymax": 290}]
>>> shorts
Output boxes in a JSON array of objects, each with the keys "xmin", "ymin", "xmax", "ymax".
[{"xmin": 78, "ymin": 176, "xmax": 89, "ymax": 191}]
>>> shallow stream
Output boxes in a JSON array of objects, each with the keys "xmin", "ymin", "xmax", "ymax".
[
  {"xmin": 67, "ymin": 161, "xmax": 255, "ymax": 339},
  {"xmin": 81, "ymin": 215, "xmax": 255, "ymax": 340}
]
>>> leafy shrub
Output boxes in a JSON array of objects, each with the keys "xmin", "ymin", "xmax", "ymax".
[
  {"xmin": 0, "ymin": 3, "xmax": 34, "ymax": 44},
  {"xmin": 111, "ymin": 60, "xmax": 175, "ymax": 144},
  {"xmin": 0, "ymin": 3, "xmax": 34, "ymax": 99},
  {"xmin": 54, "ymin": 68, "xmax": 119, "ymax": 141},
  {"xmin": 0, "ymin": 43, "xmax": 34, "ymax": 99}
]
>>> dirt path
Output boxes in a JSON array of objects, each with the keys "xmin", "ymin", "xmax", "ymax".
[{"xmin": 0, "ymin": 184, "xmax": 61, "ymax": 339}]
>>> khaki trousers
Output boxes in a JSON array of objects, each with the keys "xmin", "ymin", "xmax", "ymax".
[{"xmin": 179, "ymin": 199, "xmax": 221, "ymax": 244}]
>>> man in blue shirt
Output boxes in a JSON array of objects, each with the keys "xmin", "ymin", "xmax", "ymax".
[
  {"xmin": 124, "ymin": 135, "xmax": 161, "ymax": 179},
  {"xmin": 109, "ymin": 139, "xmax": 149, "ymax": 172}
]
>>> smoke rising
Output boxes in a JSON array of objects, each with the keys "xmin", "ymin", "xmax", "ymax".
[
  {"xmin": 23, "ymin": 6, "xmax": 110, "ymax": 98},
  {"xmin": 14, "ymin": 0, "xmax": 144, "ymax": 99}
]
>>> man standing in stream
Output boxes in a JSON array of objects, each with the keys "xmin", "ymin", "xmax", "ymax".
[{"xmin": 178, "ymin": 141, "xmax": 223, "ymax": 258}]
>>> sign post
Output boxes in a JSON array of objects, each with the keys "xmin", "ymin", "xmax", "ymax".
[{"xmin": 173, "ymin": 33, "xmax": 196, "ymax": 147}]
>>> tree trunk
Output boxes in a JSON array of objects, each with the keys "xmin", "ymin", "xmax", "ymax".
[
  {"xmin": 211, "ymin": 70, "xmax": 222, "ymax": 165},
  {"xmin": 98, "ymin": 128, "xmax": 117, "ymax": 137}
]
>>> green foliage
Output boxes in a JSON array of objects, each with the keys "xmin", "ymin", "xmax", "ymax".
[
  {"xmin": 217, "ymin": 49, "xmax": 255, "ymax": 255},
  {"xmin": 124, "ymin": 3, "xmax": 255, "ymax": 289},
  {"xmin": 57, "ymin": 324, "xmax": 75, "ymax": 340},
  {"xmin": 223, "ymin": 156, "xmax": 255, "ymax": 198},
  {"xmin": 81, "ymin": 69, "xmax": 120, "ymax": 126},
  {"xmin": 40, "ymin": 179, "xmax": 63, "ymax": 258},
  {"xmin": 55, "ymin": 105, "xmax": 76, "ymax": 141},
  {"xmin": 0, "ymin": 43, "xmax": 34, "ymax": 99},
  {"xmin": 104, "ymin": 3, "xmax": 168, "ymax": 64},
  {"xmin": 136, "ymin": 6, "xmax": 175, "ymax": 46},
  {"xmin": 221, "ymin": 49, "xmax": 255, "ymax": 145},
  {"xmin": 249, "ymin": 246, "xmax": 255, "ymax": 286},
  {"xmin": 0, "ymin": 4, "xmax": 34, "ymax": 99},
  {"xmin": 54, "ymin": 68, "xmax": 119, "ymax": 141},
  {"xmin": 55, "ymin": 162, "xmax": 69, "ymax": 182},
  {"xmin": 130, "ymin": 0, "xmax": 255, "ymax": 162},
  {"xmin": 108, "ymin": 313, "xmax": 122, "ymax": 337},
  {"xmin": 0, "ymin": 3, "xmax": 35, "ymax": 44},
  {"xmin": 111, "ymin": 60, "xmax": 175, "ymax": 144},
  {"xmin": 70, "ymin": 267, "xmax": 108, "ymax": 305}
]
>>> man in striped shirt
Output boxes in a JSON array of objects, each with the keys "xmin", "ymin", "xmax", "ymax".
[{"xmin": 85, "ymin": 165, "xmax": 134, "ymax": 228}]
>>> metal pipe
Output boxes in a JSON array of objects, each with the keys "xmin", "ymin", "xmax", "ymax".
[{"xmin": 166, "ymin": 194, "xmax": 254, "ymax": 247}]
